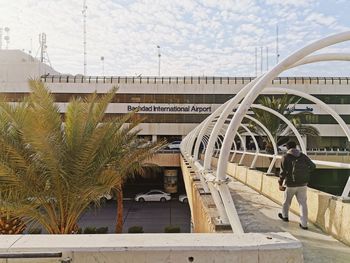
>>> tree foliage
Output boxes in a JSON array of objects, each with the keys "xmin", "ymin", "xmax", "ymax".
[
  {"xmin": 248, "ymin": 94, "xmax": 319, "ymax": 148},
  {"xmin": 0, "ymin": 80, "xmax": 158, "ymax": 234}
]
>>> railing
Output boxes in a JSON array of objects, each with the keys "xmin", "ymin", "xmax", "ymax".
[
  {"xmin": 228, "ymin": 150, "xmax": 350, "ymax": 198},
  {"xmin": 0, "ymin": 252, "xmax": 68, "ymax": 261},
  {"xmin": 40, "ymin": 75, "xmax": 350, "ymax": 85},
  {"xmin": 307, "ymin": 149, "xmax": 350, "ymax": 156}
]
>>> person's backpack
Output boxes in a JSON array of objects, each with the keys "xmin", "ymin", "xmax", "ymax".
[{"xmin": 290, "ymin": 154, "xmax": 310, "ymax": 184}]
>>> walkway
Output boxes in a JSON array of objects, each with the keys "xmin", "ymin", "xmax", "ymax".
[{"xmin": 228, "ymin": 178, "xmax": 350, "ymax": 263}]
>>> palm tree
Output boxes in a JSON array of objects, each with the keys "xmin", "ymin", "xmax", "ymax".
[
  {"xmin": 114, "ymin": 139, "xmax": 164, "ymax": 233},
  {"xmin": 249, "ymin": 94, "xmax": 319, "ymax": 151},
  {"xmin": 0, "ymin": 80, "xmax": 152, "ymax": 234},
  {"xmin": 0, "ymin": 191, "xmax": 26, "ymax": 234}
]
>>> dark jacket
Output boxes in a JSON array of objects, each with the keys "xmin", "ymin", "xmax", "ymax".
[{"xmin": 279, "ymin": 148, "xmax": 316, "ymax": 187}]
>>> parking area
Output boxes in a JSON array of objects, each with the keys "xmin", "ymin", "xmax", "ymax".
[{"xmin": 78, "ymin": 200, "xmax": 191, "ymax": 233}]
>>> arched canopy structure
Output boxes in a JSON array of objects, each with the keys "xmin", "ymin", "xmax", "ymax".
[{"xmin": 181, "ymin": 31, "xmax": 350, "ymax": 232}]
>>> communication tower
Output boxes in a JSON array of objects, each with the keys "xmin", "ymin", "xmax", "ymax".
[{"xmin": 37, "ymin": 33, "xmax": 52, "ymax": 67}]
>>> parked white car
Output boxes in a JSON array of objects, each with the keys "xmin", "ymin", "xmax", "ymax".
[
  {"xmin": 134, "ymin": 190, "xmax": 171, "ymax": 202},
  {"xmin": 166, "ymin": 141, "xmax": 181, "ymax": 150},
  {"xmin": 178, "ymin": 194, "xmax": 188, "ymax": 203}
]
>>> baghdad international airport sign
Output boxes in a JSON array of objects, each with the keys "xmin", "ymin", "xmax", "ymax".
[
  {"xmin": 126, "ymin": 104, "xmax": 214, "ymax": 114},
  {"xmin": 105, "ymin": 103, "xmax": 314, "ymax": 115}
]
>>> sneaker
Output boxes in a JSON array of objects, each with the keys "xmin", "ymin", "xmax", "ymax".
[
  {"xmin": 278, "ymin": 213, "xmax": 289, "ymax": 222},
  {"xmin": 299, "ymin": 223, "xmax": 308, "ymax": 230}
]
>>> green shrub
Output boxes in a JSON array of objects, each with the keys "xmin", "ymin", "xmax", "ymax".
[
  {"xmin": 96, "ymin": 227, "xmax": 108, "ymax": 234},
  {"xmin": 76, "ymin": 228, "xmax": 82, "ymax": 234},
  {"xmin": 128, "ymin": 226, "xmax": 144, "ymax": 233},
  {"xmin": 164, "ymin": 225, "xmax": 180, "ymax": 233},
  {"xmin": 83, "ymin": 226, "xmax": 97, "ymax": 234},
  {"xmin": 28, "ymin": 228, "xmax": 42, "ymax": 234}
]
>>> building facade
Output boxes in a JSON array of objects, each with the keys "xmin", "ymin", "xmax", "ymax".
[{"xmin": 1, "ymin": 50, "xmax": 350, "ymax": 150}]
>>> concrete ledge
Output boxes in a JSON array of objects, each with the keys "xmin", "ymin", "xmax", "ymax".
[
  {"xmin": 0, "ymin": 233, "xmax": 303, "ymax": 263},
  {"xmin": 226, "ymin": 162, "xmax": 350, "ymax": 246},
  {"xmin": 181, "ymin": 157, "xmax": 225, "ymax": 233}
]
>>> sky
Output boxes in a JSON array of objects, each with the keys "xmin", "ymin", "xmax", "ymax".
[{"xmin": 0, "ymin": 0, "xmax": 349, "ymax": 76}]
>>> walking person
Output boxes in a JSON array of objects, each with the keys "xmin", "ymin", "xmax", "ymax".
[{"xmin": 278, "ymin": 141, "xmax": 316, "ymax": 230}]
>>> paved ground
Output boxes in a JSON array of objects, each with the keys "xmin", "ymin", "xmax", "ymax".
[
  {"xmin": 228, "ymin": 178, "xmax": 350, "ymax": 263},
  {"xmin": 78, "ymin": 200, "xmax": 191, "ymax": 233}
]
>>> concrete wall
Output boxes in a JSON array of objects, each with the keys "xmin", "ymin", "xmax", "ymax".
[
  {"xmin": 229, "ymin": 153, "xmax": 350, "ymax": 169},
  {"xmin": 181, "ymin": 156, "xmax": 222, "ymax": 233},
  {"xmin": 226, "ymin": 162, "xmax": 350, "ymax": 246},
  {"xmin": 0, "ymin": 233, "xmax": 302, "ymax": 263},
  {"xmin": 147, "ymin": 153, "xmax": 180, "ymax": 167}
]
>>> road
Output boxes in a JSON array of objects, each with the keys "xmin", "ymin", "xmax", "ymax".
[{"xmin": 78, "ymin": 200, "xmax": 191, "ymax": 233}]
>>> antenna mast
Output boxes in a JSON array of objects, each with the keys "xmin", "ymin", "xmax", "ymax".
[
  {"xmin": 0, "ymin": 28, "xmax": 2, "ymax": 49},
  {"xmin": 82, "ymin": 0, "xmax": 87, "ymax": 76},
  {"xmin": 260, "ymin": 46, "xmax": 263, "ymax": 74},
  {"xmin": 276, "ymin": 24, "xmax": 280, "ymax": 64},
  {"xmin": 266, "ymin": 46, "xmax": 269, "ymax": 71},
  {"xmin": 254, "ymin": 47, "xmax": 257, "ymax": 76},
  {"xmin": 157, "ymin": 45, "xmax": 161, "ymax": 76},
  {"xmin": 38, "ymin": 33, "xmax": 52, "ymax": 66},
  {"xmin": 4, "ymin": 27, "xmax": 10, "ymax": 49}
]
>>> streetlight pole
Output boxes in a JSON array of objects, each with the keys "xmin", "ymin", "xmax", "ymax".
[
  {"xmin": 157, "ymin": 45, "xmax": 161, "ymax": 76},
  {"xmin": 100, "ymin": 56, "xmax": 104, "ymax": 75}
]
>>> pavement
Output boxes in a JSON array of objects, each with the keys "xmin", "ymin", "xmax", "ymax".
[
  {"xmin": 78, "ymin": 200, "xmax": 191, "ymax": 233},
  {"xmin": 228, "ymin": 178, "xmax": 350, "ymax": 263}
]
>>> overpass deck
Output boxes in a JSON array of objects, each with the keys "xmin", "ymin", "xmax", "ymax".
[{"xmin": 227, "ymin": 176, "xmax": 350, "ymax": 263}]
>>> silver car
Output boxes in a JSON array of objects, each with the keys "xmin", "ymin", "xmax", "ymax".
[
  {"xmin": 134, "ymin": 190, "xmax": 171, "ymax": 202},
  {"xmin": 178, "ymin": 194, "xmax": 188, "ymax": 203},
  {"xmin": 166, "ymin": 141, "xmax": 181, "ymax": 150}
]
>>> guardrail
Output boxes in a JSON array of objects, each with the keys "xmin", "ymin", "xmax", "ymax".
[
  {"xmin": 228, "ymin": 150, "xmax": 350, "ymax": 198},
  {"xmin": 40, "ymin": 75, "xmax": 350, "ymax": 85},
  {"xmin": 307, "ymin": 150, "xmax": 350, "ymax": 156},
  {"xmin": 0, "ymin": 252, "xmax": 66, "ymax": 260}
]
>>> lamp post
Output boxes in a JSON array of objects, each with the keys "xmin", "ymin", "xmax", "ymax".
[
  {"xmin": 100, "ymin": 56, "xmax": 104, "ymax": 75},
  {"xmin": 157, "ymin": 45, "xmax": 161, "ymax": 76}
]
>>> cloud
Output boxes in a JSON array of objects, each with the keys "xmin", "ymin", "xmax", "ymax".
[
  {"xmin": 0, "ymin": 0, "xmax": 349, "ymax": 76},
  {"xmin": 265, "ymin": 0, "xmax": 315, "ymax": 7},
  {"xmin": 305, "ymin": 12, "xmax": 337, "ymax": 27}
]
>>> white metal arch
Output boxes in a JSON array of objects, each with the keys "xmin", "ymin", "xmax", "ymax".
[
  {"xmin": 180, "ymin": 32, "xmax": 350, "ymax": 231},
  {"xmin": 202, "ymin": 101, "xmax": 307, "ymax": 170},
  {"xmin": 243, "ymin": 115, "xmax": 278, "ymax": 156},
  {"xmin": 240, "ymin": 124, "xmax": 260, "ymax": 169},
  {"xmin": 220, "ymin": 113, "xmax": 279, "ymax": 171},
  {"xmin": 235, "ymin": 132, "xmax": 246, "ymax": 165},
  {"xmin": 230, "ymin": 138, "xmax": 238, "ymax": 162},
  {"xmin": 192, "ymin": 100, "xmax": 232, "ymax": 159},
  {"xmin": 251, "ymin": 104, "xmax": 306, "ymax": 153},
  {"xmin": 243, "ymin": 114, "xmax": 278, "ymax": 173},
  {"xmin": 216, "ymin": 31, "xmax": 350, "ymax": 182},
  {"xmin": 262, "ymin": 88, "xmax": 350, "ymax": 141},
  {"xmin": 187, "ymin": 49, "xmax": 350, "ymax": 162},
  {"xmin": 200, "ymin": 79, "xmax": 262, "ymax": 167}
]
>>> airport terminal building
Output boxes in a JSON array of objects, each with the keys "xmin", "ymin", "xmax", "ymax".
[{"xmin": 1, "ymin": 50, "xmax": 350, "ymax": 150}]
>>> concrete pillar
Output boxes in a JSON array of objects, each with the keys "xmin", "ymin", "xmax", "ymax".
[
  {"xmin": 152, "ymin": 135, "xmax": 157, "ymax": 142},
  {"xmin": 164, "ymin": 169, "xmax": 178, "ymax": 193}
]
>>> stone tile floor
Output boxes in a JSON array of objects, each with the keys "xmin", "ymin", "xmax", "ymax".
[{"xmin": 228, "ymin": 179, "xmax": 350, "ymax": 263}]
